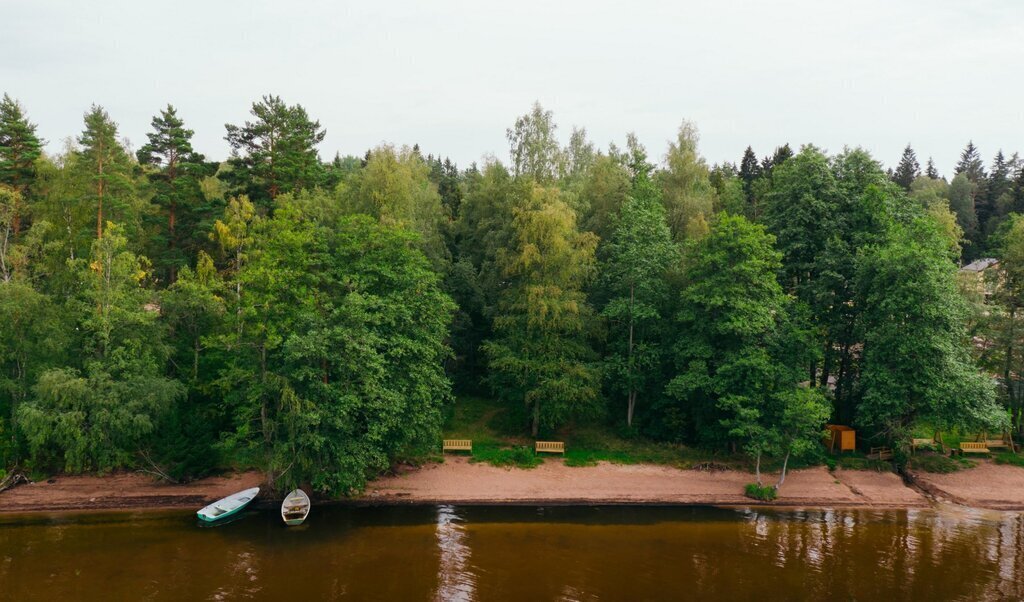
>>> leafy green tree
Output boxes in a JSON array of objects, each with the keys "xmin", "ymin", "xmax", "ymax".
[
  {"xmin": 578, "ymin": 154, "xmax": 632, "ymax": 241},
  {"xmin": 599, "ymin": 176, "xmax": 678, "ymax": 426},
  {"xmin": 137, "ymin": 105, "xmax": 210, "ymax": 282},
  {"xmin": 217, "ymin": 202, "xmax": 454, "ymax": 493},
  {"xmin": 762, "ymin": 145, "xmax": 839, "ymax": 295},
  {"xmin": 658, "ymin": 121, "xmax": 715, "ymax": 240},
  {"xmin": 506, "ymin": 102, "xmax": 562, "ymax": 184},
  {"xmin": 0, "ymin": 94, "xmax": 42, "ymax": 234},
  {"xmin": 948, "ymin": 173, "xmax": 979, "ymax": 243},
  {"xmin": 666, "ymin": 214, "xmax": 820, "ymax": 450},
  {"xmin": 892, "ymin": 144, "xmax": 920, "ymax": 191},
  {"xmin": 17, "ymin": 224, "xmax": 182, "ymax": 471},
  {"xmin": 77, "ymin": 106, "xmax": 138, "ymax": 240},
  {"xmin": 337, "ymin": 144, "xmax": 449, "ymax": 270},
  {"xmin": 223, "ymin": 95, "xmax": 326, "ymax": 208},
  {"xmin": 978, "ymin": 215, "xmax": 1024, "ymax": 437},
  {"xmin": 484, "ymin": 186, "xmax": 600, "ymax": 437},
  {"xmin": 857, "ymin": 218, "xmax": 1004, "ymax": 441},
  {"xmin": 562, "ymin": 126, "xmax": 596, "ymax": 183},
  {"xmin": 709, "ymin": 163, "xmax": 747, "ymax": 216}
]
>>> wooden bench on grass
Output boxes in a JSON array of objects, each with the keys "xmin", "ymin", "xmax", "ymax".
[
  {"xmin": 959, "ymin": 441, "xmax": 990, "ymax": 455},
  {"xmin": 868, "ymin": 446, "xmax": 894, "ymax": 461},
  {"xmin": 535, "ymin": 441, "xmax": 565, "ymax": 455},
  {"xmin": 442, "ymin": 439, "xmax": 472, "ymax": 453}
]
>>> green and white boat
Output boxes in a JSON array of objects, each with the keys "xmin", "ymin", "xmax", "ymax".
[{"xmin": 196, "ymin": 487, "xmax": 260, "ymax": 523}]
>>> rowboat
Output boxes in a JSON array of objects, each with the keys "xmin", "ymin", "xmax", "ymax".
[
  {"xmin": 281, "ymin": 489, "xmax": 311, "ymax": 526},
  {"xmin": 196, "ymin": 487, "xmax": 259, "ymax": 523}
]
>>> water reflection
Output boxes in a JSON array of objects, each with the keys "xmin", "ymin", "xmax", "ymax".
[
  {"xmin": 1, "ymin": 505, "xmax": 1022, "ymax": 601},
  {"xmin": 433, "ymin": 505, "xmax": 476, "ymax": 602}
]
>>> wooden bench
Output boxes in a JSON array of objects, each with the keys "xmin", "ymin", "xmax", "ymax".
[
  {"xmin": 535, "ymin": 441, "xmax": 565, "ymax": 454},
  {"xmin": 442, "ymin": 439, "xmax": 472, "ymax": 453},
  {"xmin": 960, "ymin": 441, "xmax": 990, "ymax": 454},
  {"xmin": 868, "ymin": 446, "xmax": 893, "ymax": 460},
  {"xmin": 983, "ymin": 439, "xmax": 1009, "ymax": 450}
]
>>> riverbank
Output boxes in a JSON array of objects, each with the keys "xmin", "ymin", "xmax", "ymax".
[
  {"xmin": 4, "ymin": 458, "xmax": 1024, "ymax": 513},
  {"xmin": 363, "ymin": 457, "xmax": 928, "ymax": 507},
  {"xmin": 0, "ymin": 471, "xmax": 263, "ymax": 514}
]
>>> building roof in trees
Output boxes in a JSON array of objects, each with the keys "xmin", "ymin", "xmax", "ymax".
[{"xmin": 960, "ymin": 258, "xmax": 999, "ymax": 273}]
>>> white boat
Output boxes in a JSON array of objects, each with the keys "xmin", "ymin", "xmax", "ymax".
[
  {"xmin": 281, "ymin": 489, "xmax": 311, "ymax": 526},
  {"xmin": 196, "ymin": 487, "xmax": 260, "ymax": 523}
]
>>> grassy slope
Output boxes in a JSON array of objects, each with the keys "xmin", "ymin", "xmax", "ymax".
[{"xmin": 443, "ymin": 396, "xmax": 809, "ymax": 471}]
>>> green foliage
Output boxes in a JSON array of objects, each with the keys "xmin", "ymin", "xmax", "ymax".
[
  {"xmin": 217, "ymin": 201, "xmax": 455, "ymax": 495},
  {"xmin": 137, "ymin": 104, "xmax": 212, "ymax": 282},
  {"xmin": 223, "ymin": 95, "xmax": 326, "ymax": 208},
  {"xmin": 599, "ymin": 176, "xmax": 678, "ymax": 426},
  {"xmin": 658, "ymin": 121, "xmax": 715, "ymax": 240},
  {"xmin": 0, "ymin": 94, "xmax": 42, "ymax": 198},
  {"xmin": 336, "ymin": 144, "xmax": 450, "ymax": 271},
  {"xmin": 483, "ymin": 185, "xmax": 601, "ymax": 437},
  {"xmin": 507, "ymin": 102, "xmax": 562, "ymax": 184},
  {"xmin": 912, "ymin": 454, "xmax": 974, "ymax": 473},
  {"xmin": 857, "ymin": 218, "xmax": 1005, "ymax": 439},
  {"xmin": 16, "ymin": 225, "xmax": 182, "ymax": 472},
  {"xmin": 745, "ymin": 482, "xmax": 777, "ymax": 501},
  {"xmin": 470, "ymin": 444, "xmax": 542, "ymax": 469},
  {"xmin": 77, "ymin": 106, "xmax": 140, "ymax": 241},
  {"xmin": 994, "ymin": 451, "xmax": 1024, "ymax": 468}
]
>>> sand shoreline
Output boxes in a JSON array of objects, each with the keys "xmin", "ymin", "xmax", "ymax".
[{"xmin": 2, "ymin": 458, "xmax": 1022, "ymax": 514}]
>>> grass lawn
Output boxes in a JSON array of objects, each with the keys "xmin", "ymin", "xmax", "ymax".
[{"xmin": 443, "ymin": 395, "xmax": 780, "ymax": 471}]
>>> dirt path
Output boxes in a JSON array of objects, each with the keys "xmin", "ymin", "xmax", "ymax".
[{"xmin": 363, "ymin": 457, "xmax": 927, "ymax": 507}]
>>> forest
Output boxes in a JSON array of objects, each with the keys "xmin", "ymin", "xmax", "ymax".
[{"xmin": 0, "ymin": 94, "xmax": 1020, "ymax": 495}]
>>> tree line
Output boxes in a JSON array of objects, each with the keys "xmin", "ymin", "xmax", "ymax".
[{"xmin": 0, "ymin": 95, "xmax": 1015, "ymax": 493}]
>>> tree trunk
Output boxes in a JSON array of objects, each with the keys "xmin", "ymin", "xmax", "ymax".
[
  {"xmin": 755, "ymin": 451, "xmax": 762, "ymax": 486},
  {"xmin": 192, "ymin": 336, "xmax": 200, "ymax": 382},
  {"xmin": 96, "ymin": 156, "xmax": 104, "ymax": 239},
  {"xmin": 531, "ymin": 401, "xmax": 540, "ymax": 438},
  {"xmin": 775, "ymin": 450, "xmax": 791, "ymax": 489},
  {"xmin": 627, "ymin": 283, "xmax": 635, "ymax": 427},
  {"xmin": 627, "ymin": 391, "xmax": 636, "ymax": 427}
]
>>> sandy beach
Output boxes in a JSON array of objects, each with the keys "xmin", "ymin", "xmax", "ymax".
[{"xmin": 4, "ymin": 458, "xmax": 1024, "ymax": 513}]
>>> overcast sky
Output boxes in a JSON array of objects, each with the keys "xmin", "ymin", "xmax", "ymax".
[{"xmin": 3, "ymin": 0, "xmax": 1022, "ymax": 176}]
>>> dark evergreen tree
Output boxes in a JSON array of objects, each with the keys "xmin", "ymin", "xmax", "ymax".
[
  {"xmin": 892, "ymin": 144, "xmax": 920, "ymax": 191},
  {"xmin": 0, "ymin": 94, "xmax": 43, "ymax": 234},
  {"xmin": 956, "ymin": 142, "xmax": 986, "ymax": 181},
  {"xmin": 739, "ymin": 146, "xmax": 761, "ymax": 202},
  {"xmin": 137, "ymin": 105, "xmax": 209, "ymax": 282},
  {"xmin": 926, "ymin": 157, "xmax": 940, "ymax": 180}
]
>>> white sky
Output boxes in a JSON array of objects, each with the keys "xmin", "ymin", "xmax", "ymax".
[{"xmin": 3, "ymin": 0, "xmax": 1022, "ymax": 177}]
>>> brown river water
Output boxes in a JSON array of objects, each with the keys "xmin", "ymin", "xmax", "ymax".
[{"xmin": 1, "ymin": 504, "xmax": 1023, "ymax": 601}]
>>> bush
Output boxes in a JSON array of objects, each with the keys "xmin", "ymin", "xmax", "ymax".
[
  {"xmin": 910, "ymin": 454, "xmax": 973, "ymax": 473},
  {"xmin": 745, "ymin": 482, "xmax": 778, "ymax": 501},
  {"xmin": 994, "ymin": 451, "xmax": 1024, "ymax": 468}
]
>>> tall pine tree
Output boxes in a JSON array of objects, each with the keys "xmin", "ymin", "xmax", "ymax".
[
  {"xmin": 0, "ymin": 94, "xmax": 43, "ymax": 234},
  {"xmin": 223, "ymin": 95, "xmax": 326, "ymax": 209},
  {"xmin": 77, "ymin": 105, "xmax": 136, "ymax": 240},
  {"xmin": 138, "ymin": 105, "xmax": 208, "ymax": 282}
]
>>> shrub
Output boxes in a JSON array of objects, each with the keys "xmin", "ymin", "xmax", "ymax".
[
  {"xmin": 745, "ymin": 482, "xmax": 778, "ymax": 501},
  {"xmin": 994, "ymin": 451, "xmax": 1024, "ymax": 468}
]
